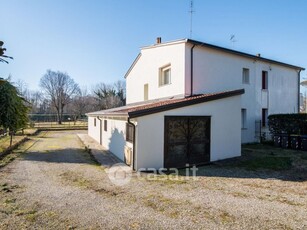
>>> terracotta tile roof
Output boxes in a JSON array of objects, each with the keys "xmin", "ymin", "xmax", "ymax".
[{"xmin": 87, "ymin": 89, "xmax": 244, "ymax": 118}]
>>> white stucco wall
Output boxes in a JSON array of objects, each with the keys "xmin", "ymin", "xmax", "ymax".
[
  {"xmin": 134, "ymin": 95, "xmax": 242, "ymax": 170},
  {"xmin": 101, "ymin": 118, "xmax": 133, "ymax": 161},
  {"xmin": 88, "ymin": 116, "xmax": 101, "ymax": 144},
  {"xmin": 126, "ymin": 41, "xmax": 186, "ymax": 104},
  {"xmin": 185, "ymin": 44, "xmax": 299, "ymax": 143},
  {"xmin": 87, "ymin": 116, "xmax": 133, "ymax": 162}
]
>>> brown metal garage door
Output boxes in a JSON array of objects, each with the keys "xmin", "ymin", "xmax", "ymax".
[{"xmin": 164, "ymin": 116, "xmax": 210, "ymax": 168}]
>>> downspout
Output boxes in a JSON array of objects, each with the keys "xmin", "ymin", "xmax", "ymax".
[
  {"xmin": 298, "ymin": 70, "xmax": 302, "ymax": 113},
  {"xmin": 128, "ymin": 117, "xmax": 136, "ymax": 171},
  {"xmin": 190, "ymin": 44, "xmax": 196, "ymax": 96},
  {"xmin": 97, "ymin": 116, "xmax": 103, "ymax": 145}
]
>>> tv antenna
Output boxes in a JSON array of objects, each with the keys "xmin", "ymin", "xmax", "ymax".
[
  {"xmin": 189, "ymin": 0, "xmax": 195, "ymax": 38},
  {"xmin": 230, "ymin": 34, "xmax": 237, "ymax": 48}
]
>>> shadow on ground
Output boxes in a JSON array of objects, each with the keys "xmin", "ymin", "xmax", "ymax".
[{"xmin": 22, "ymin": 148, "xmax": 98, "ymax": 166}]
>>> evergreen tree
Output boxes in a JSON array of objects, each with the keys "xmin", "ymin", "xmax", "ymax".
[{"xmin": 0, "ymin": 79, "xmax": 29, "ymax": 146}]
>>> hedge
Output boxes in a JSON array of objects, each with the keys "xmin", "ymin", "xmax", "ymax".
[{"xmin": 268, "ymin": 114, "xmax": 307, "ymax": 135}]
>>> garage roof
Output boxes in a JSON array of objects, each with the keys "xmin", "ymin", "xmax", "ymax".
[{"xmin": 87, "ymin": 89, "xmax": 244, "ymax": 119}]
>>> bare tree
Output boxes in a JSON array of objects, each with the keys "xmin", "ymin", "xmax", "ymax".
[
  {"xmin": 27, "ymin": 90, "xmax": 44, "ymax": 113},
  {"xmin": 40, "ymin": 70, "xmax": 80, "ymax": 124},
  {"xmin": 68, "ymin": 87, "xmax": 91, "ymax": 123},
  {"xmin": 114, "ymin": 80, "xmax": 126, "ymax": 105},
  {"xmin": 93, "ymin": 80, "xmax": 126, "ymax": 110}
]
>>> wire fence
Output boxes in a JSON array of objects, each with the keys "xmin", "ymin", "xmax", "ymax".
[
  {"xmin": 31, "ymin": 120, "xmax": 88, "ymax": 128},
  {"xmin": 28, "ymin": 114, "xmax": 88, "ymax": 129},
  {"xmin": 0, "ymin": 114, "xmax": 88, "ymax": 139}
]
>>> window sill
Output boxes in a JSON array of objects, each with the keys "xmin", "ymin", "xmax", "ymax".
[{"xmin": 158, "ymin": 83, "xmax": 171, "ymax": 88}]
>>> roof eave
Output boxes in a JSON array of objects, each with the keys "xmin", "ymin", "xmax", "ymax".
[
  {"xmin": 128, "ymin": 89, "xmax": 245, "ymax": 118},
  {"xmin": 187, "ymin": 39, "xmax": 305, "ymax": 71},
  {"xmin": 87, "ymin": 112, "xmax": 128, "ymax": 117},
  {"xmin": 124, "ymin": 53, "xmax": 141, "ymax": 79}
]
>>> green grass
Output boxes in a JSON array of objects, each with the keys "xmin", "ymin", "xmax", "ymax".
[
  {"xmin": 0, "ymin": 136, "xmax": 25, "ymax": 153},
  {"xmin": 239, "ymin": 156, "xmax": 292, "ymax": 171}
]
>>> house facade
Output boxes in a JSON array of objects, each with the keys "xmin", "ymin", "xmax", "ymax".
[
  {"xmin": 126, "ymin": 38, "xmax": 304, "ymax": 143},
  {"xmin": 87, "ymin": 38, "xmax": 304, "ymax": 170}
]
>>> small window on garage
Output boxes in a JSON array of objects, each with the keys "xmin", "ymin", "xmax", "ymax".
[
  {"xmin": 104, "ymin": 120, "xmax": 107, "ymax": 131},
  {"xmin": 126, "ymin": 123, "xmax": 134, "ymax": 142},
  {"xmin": 94, "ymin": 118, "xmax": 96, "ymax": 127}
]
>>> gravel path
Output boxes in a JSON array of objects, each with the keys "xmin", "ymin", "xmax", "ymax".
[{"xmin": 0, "ymin": 130, "xmax": 306, "ymax": 229}]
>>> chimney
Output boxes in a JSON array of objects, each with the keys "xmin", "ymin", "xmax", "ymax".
[
  {"xmin": 256, "ymin": 53, "xmax": 261, "ymax": 57},
  {"xmin": 156, "ymin": 37, "xmax": 161, "ymax": 44}
]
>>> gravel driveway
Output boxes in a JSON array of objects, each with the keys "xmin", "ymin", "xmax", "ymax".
[{"xmin": 0, "ymin": 130, "xmax": 306, "ymax": 229}]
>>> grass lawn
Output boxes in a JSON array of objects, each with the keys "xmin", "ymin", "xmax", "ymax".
[
  {"xmin": 0, "ymin": 136, "xmax": 26, "ymax": 153},
  {"xmin": 198, "ymin": 143, "xmax": 307, "ymax": 181},
  {"xmin": 241, "ymin": 143, "xmax": 307, "ymax": 170},
  {"xmin": 0, "ymin": 128, "xmax": 38, "ymax": 153}
]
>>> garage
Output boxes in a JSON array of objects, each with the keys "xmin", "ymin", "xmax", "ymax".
[
  {"xmin": 164, "ymin": 116, "xmax": 211, "ymax": 168},
  {"xmin": 88, "ymin": 89, "xmax": 243, "ymax": 170}
]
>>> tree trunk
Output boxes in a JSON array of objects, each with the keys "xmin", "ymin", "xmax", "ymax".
[
  {"xmin": 57, "ymin": 108, "xmax": 62, "ymax": 124},
  {"xmin": 10, "ymin": 132, "xmax": 13, "ymax": 147}
]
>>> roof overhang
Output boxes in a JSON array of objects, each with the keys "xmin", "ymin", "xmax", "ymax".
[
  {"xmin": 87, "ymin": 89, "xmax": 245, "ymax": 119},
  {"xmin": 187, "ymin": 39, "xmax": 305, "ymax": 71},
  {"xmin": 128, "ymin": 89, "xmax": 245, "ymax": 118}
]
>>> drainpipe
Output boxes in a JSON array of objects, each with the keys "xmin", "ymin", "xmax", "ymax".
[
  {"xmin": 128, "ymin": 117, "xmax": 136, "ymax": 171},
  {"xmin": 298, "ymin": 70, "xmax": 302, "ymax": 113},
  {"xmin": 190, "ymin": 44, "xmax": 196, "ymax": 96},
  {"xmin": 97, "ymin": 116, "xmax": 103, "ymax": 145}
]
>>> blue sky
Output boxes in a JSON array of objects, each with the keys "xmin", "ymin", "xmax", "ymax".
[{"xmin": 1, "ymin": 0, "xmax": 307, "ymax": 91}]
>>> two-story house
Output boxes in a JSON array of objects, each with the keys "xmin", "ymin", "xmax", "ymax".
[{"xmin": 87, "ymin": 38, "xmax": 304, "ymax": 170}]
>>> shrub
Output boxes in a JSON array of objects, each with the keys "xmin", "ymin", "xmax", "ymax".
[{"xmin": 268, "ymin": 114, "xmax": 307, "ymax": 135}]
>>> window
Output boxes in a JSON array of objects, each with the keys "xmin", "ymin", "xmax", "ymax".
[
  {"xmin": 262, "ymin": 109, "xmax": 268, "ymax": 127},
  {"xmin": 144, "ymin": 84, "xmax": 148, "ymax": 101},
  {"xmin": 262, "ymin": 71, "xmax": 268, "ymax": 89},
  {"xmin": 242, "ymin": 68, "xmax": 250, "ymax": 84},
  {"xmin": 241, "ymin": 109, "xmax": 247, "ymax": 129},
  {"xmin": 126, "ymin": 123, "xmax": 134, "ymax": 142},
  {"xmin": 159, "ymin": 65, "xmax": 171, "ymax": 86},
  {"xmin": 94, "ymin": 118, "xmax": 96, "ymax": 127},
  {"xmin": 104, "ymin": 120, "xmax": 107, "ymax": 131}
]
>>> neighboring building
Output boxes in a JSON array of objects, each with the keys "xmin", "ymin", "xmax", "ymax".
[{"xmin": 87, "ymin": 38, "xmax": 304, "ymax": 170}]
